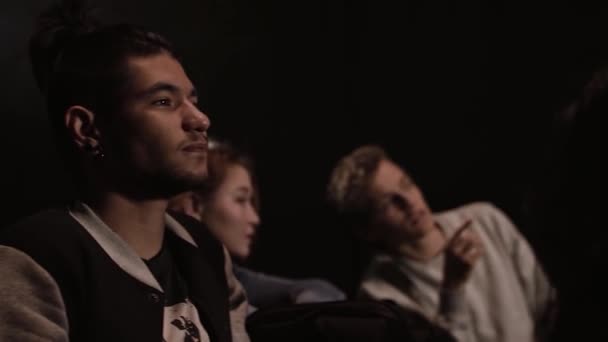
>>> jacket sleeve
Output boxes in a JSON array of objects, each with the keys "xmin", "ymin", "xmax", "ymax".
[
  {"xmin": 223, "ymin": 247, "xmax": 251, "ymax": 342},
  {"xmin": 0, "ymin": 245, "xmax": 69, "ymax": 342}
]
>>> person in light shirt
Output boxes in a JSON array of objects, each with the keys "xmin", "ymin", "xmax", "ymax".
[
  {"xmin": 0, "ymin": 3, "xmax": 249, "ymax": 341},
  {"xmin": 327, "ymin": 145, "xmax": 557, "ymax": 342}
]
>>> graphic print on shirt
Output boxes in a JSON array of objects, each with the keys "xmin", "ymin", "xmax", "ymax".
[
  {"xmin": 163, "ymin": 299, "xmax": 209, "ymax": 342},
  {"xmin": 172, "ymin": 316, "xmax": 200, "ymax": 341}
]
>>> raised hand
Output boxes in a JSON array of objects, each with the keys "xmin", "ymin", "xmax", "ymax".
[{"xmin": 442, "ymin": 220, "xmax": 483, "ymax": 290}]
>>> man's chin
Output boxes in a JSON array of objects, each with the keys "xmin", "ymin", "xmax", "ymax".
[
  {"xmin": 140, "ymin": 172, "xmax": 207, "ymax": 199},
  {"xmin": 172, "ymin": 173, "xmax": 207, "ymax": 192}
]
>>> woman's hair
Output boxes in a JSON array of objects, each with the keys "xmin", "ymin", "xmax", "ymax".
[
  {"xmin": 198, "ymin": 140, "xmax": 259, "ymax": 210},
  {"xmin": 30, "ymin": 1, "xmax": 177, "ymax": 165}
]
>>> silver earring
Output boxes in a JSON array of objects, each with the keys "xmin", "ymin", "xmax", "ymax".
[
  {"xmin": 85, "ymin": 143, "xmax": 104, "ymax": 159},
  {"xmin": 93, "ymin": 145, "xmax": 105, "ymax": 159}
]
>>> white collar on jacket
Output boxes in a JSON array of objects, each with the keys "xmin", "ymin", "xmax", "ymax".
[{"xmin": 68, "ymin": 201, "xmax": 197, "ymax": 292}]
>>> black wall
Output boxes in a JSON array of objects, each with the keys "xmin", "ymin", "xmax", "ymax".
[{"xmin": 1, "ymin": 0, "xmax": 605, "ymax": 294}]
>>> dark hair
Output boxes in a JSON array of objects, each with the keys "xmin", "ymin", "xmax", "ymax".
[
  {"xmin": 198, "ymin": 140, "xmax": 260, "ymax": 210},
  {"xmin": 30, "ymin": 1, "xmax": 177, "ymax": 163}
]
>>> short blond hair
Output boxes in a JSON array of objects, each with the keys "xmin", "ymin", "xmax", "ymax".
[{"xmin": 327, "ymin": 145, "xmax": 387, "ymax": 225}]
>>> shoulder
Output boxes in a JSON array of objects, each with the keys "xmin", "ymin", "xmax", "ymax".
[
  {"xmin": 436, "ymin": 202, "xmax": 515, "ymax": 234},
  {"xmin": 167, "ymin": 211, "xmax": 223, "ymax": 250},
  {"xmin": 0, "ymin": 245, "xmax": 50, "ymax": 277},
  {"xmin": 1, "ymin": 209, "xmax": 90, "ymax": 261},
  {"xmin": 2, "ymin": 209, "xmax": 85, "ymax": 240},
  {"xmin": 437, "ymin": 202, "xmax": 527, "ymax": 255},
  {"xmin": 0, "ymin": 246, "xmax": 69, "ymax": 342},
  {"xmin": 435, "ymin": 202, "xmax": 504, "ymax": 223},
  {"xmin": 1, "ymin": 208, "xmax": 100, "ymax": 290},
  {"xmin": 0, "ymin": 245, "xmax": 64, "ymax": 304}
]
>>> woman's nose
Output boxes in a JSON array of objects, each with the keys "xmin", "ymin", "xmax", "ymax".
[{"xmin": 248, "ymin": 205, "xmax": 260, "ymax": 226}]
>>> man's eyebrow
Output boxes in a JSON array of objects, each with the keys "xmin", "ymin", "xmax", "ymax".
[
  {"xmin": 138, "ymin": 82, "xmax": 180, "ymax": 97},
  {"xmin": 135, "ymin": 82, "xmax": 199, "ymax": 101}
]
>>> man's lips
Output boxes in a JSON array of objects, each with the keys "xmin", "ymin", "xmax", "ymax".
[{"xmin": 182, "ymin": 141, "xmax": 208, "ymax": 153}]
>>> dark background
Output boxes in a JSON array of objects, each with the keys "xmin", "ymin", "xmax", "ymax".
[{"xmin": 1, "ymin": 0, "xmax": 604, "ymax": 298}]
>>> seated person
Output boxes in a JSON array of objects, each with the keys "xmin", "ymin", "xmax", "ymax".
[
  {"xmin": 1, "ymin": 4, "xmax": 248, "ymax": 342},
  {"xmin": 326, "ymin": 145, "xmax": 557, "ymax": 342},
  {"xmin": 170, "ymin": 140, "xmax": 345, "ymax": 311}
]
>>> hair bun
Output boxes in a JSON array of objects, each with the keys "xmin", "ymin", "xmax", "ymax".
[{"xmin": 29, "ymin": 0, "xmax": 100, "ymax": 91}]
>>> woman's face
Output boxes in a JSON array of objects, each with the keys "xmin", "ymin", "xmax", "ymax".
[{"xmin": 203, "ymin": 164, "xmax": 260, "ymax": 260}]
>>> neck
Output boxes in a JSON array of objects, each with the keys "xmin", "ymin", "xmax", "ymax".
[
  {"xmin": 84, "ymin": 190, "xmax": 169, "ymax": 260},
  {"xmin": 390, "ymin": 223, "xmax": 446, "ymax": 261}
]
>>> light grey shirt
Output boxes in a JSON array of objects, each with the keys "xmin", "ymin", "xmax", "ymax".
[{"xmin": 360, "ymin": 202, "xmax": 556, "ymax": 342}]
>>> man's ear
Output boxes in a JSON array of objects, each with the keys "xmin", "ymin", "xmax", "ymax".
[{"xmin": 64, "ymin": 105, "xmax": 102, "ymax": 151}]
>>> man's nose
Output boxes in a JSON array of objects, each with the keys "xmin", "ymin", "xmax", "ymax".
[{"xmin": 183, "ymin": 104, "xmax": 210, "ymax": 133}]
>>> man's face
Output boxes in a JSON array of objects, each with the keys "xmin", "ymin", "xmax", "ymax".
[
  {"xmin": 105, "ymin": 52, "xmax": 210, "ymax": 197},
  {"xmin": 367, "ymin": 159, "xmax": 435, "ymax": 242}
]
